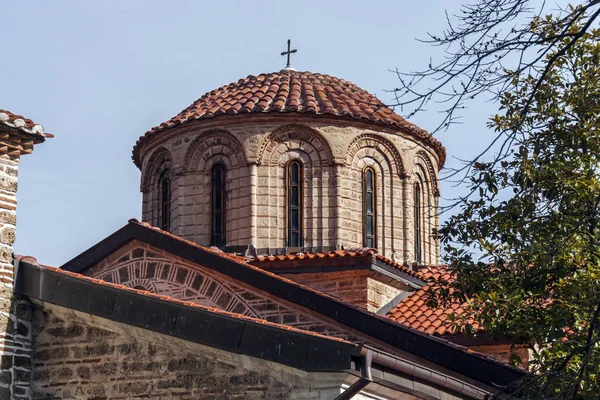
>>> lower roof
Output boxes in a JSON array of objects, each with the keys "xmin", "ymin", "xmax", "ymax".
[
  {"xmin": 57, "ymin": 219, "xmax": 526, "ymax": 389},
  {"xmin": 16, "ymin": 259, "xmax": 353, "ymax": 372}
]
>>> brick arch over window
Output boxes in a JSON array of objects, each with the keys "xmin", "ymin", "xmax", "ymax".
[
  {"xmin": 346, "ymin": 139, "xmax": 403, "ymax": 258},
  {"xmin": 346, "ymin": 134, "xmax": 405, "ymax": 177},
  {"xmin": 182, "ymin": 131, "xmax": 249, "ymax": 246},
  {"xmin": 258, "ymin": 124, "xmax": 333, "ymax": 167},
  {"xmin": 256, "ymin": 126, "xmax": 335, "ymax": 251},
  {"xmin": 184, "ymin": 130, "xmax": 245, "ymax": 173},
  {"xmin": 412, "ymin": 162, "xmax": 439, "ymax": 264},
  {"xmin": 414, "ymin": 151, "xmax": 439, "ymax": 196},
  {"xmin": 141, "ymin": 147, "xmax": 172, "ymax": 193},
  {"xmin": 141, "ymin": 148, "xmax": 174, "ymax": 228}
]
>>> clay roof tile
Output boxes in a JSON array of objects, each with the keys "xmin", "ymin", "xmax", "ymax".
[{"xmin": 132, "ymin": 70, "xmax": 445, "ymax": 167}]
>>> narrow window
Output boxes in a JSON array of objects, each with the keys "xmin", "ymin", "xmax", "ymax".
[
  {"xmin": 286, "ymin": 160, "xmax": 303, "ymax": 247},
  {"xmin": 414, "ymin": 182, "xmax": 422, "ymax": 263},
  {"xmin": 363, "ymin": 167, "xmax": 377, "ymax": 248},
  {"xmin": 159, "ymin": 170, "xmax": 171, "ymax": 232},
  {"xmin": 211, "ymin": 164, "xmax": 226, "ymax": 247}
]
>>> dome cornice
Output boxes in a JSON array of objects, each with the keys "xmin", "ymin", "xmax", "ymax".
[{"xmin": 132, "ymin": 70, "xmax": 445, "ymax": 167}]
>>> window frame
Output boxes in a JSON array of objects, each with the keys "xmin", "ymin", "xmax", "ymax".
[
  {"xmin": 159, "ymin": 169, "xmax": 171, "ymax": 232},
  {"xmin": 414, "ymin": 181, "xmax": 422, "ymax": 263},
  {"xmin": 362, "ymin": 166, "xmax": 377, "ymax": 248},
  {"xmin": 211, "ymin": 163, "xmax": 226, "ymax": 248},
  {"xmin": 285, "ymin": 160, "xmax": 303, "ymax": 248}
]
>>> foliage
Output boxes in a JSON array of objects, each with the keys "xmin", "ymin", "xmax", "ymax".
[
  {"xmin": 436, "ymin": 15, "xmax": 600, "ymax": 398},
  {"xmin": 394, "ymin": 0, "xmax": 600, "ymax": 135}
]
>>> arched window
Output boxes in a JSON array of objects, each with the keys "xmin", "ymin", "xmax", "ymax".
[
  {"xmin": 211, "ymin": 164, "xmax": 226, "ymax": 247},
  {"xmin": 414, "ymin": 182, "xmax": 422, "ymax": 263},
  {"xmin": 159, "ymin": 169, "xmax": 171, "ymax": 232},
  {"xmin": 286, "ymin": 160, "xmax": 303, "ymax": 248},
  {"xmin": 363, "ymin": 167, "xmax": 376, "ymax": 248}
]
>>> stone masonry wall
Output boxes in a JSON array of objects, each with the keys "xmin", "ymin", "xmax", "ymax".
[
  {"xmin": 138, "ymin": 117, "xmax": 441, "ymax": 263},
  {"xmin": 30, "ymin": 305, "xmax": 351, "ymax": 400},
  {"xmin": 0, "ymin": 155, "xmax": 33, "ymax": 400}
]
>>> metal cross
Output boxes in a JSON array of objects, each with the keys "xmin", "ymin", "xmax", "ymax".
[{"xmin": 280, "ymin": 39, "xmax": 297, "ymax": 69}]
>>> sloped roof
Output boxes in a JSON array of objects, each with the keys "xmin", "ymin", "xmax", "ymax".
[
  {"xmin": 386, "ymin": 266, "xmax": 482, "ymax": 336},
  {"xmin": 16, "ymin": 258, "xmax": 353, "ymax": 372},
  {"xmin": 58, "ymin": 219, "xmax": 525, "ymax": 388},
  {"xmin": 0, "ymin": 108, "xmax": 51, "ymax": 138},
  {"xmin": 132, "ymin": 70, "xmax": 445, "ymax": 166}
]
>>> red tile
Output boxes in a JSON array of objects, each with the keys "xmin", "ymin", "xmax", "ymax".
[{"xmin": 132, "ymin": 70, "xmax": 446, "ymax": 167}]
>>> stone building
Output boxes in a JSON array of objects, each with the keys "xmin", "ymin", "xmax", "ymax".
[
  {"xmin": 134, "ymin": 70, "xmax": 443, "ymax": 264},
  {"xmin": 0, "ymin": 66, "xmax": 528, "ymax": 399}
]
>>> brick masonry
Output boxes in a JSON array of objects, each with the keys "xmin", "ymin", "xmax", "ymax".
[
  {"xmin": 279, "ymin": 270, "xmax": 409, "ymax": 313},
  {"xmin": 138, "ymin": 116, "xmax": 441, "ymax": 264},
  {"xmin": 86, "ymin": 242, "xmax": 354, "ymax": 340},
  {"xmin": 0, "ymin": 154, "xmax": 35, "ymax": 400}
]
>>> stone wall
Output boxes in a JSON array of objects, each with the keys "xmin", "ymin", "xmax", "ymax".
[
  {"xmin": 31, "ymin": 304, "xmax": 354, "ymax": 400},
  {"xmin": 0, "ymin": 155, "xmax": 33, "ymax": 400},
  {"xmin": 138, "ymin": 116, "xmax": 441, "ymax": 263}
]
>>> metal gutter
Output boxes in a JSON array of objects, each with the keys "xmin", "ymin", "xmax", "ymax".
[{"xmin": 358, "ymin": 346, "xmax": 490, "ymax": 399}]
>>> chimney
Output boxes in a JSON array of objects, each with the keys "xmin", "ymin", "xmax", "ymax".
[{"xmin": 0, "ymin": 109, "xmax": 50, "ymax": 399}]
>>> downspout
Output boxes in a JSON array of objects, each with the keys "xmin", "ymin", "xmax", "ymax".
[{"xmin": 334, "ymin": 347, "xmax": 373, "ymax": 400}]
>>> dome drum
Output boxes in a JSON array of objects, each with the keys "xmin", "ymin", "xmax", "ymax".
[{"xmin": 135, "ymin": 71, "xmax": 443, "ymax": 264}]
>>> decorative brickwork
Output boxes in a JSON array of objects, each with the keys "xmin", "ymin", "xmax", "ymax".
[
  {"xmin": 141, "ymin": 147, "xmax": 174, "ymax": 232},
  {"xmin": 413, "ymin": 153, "xmax": 440, "ymax": 265},
  {"xmin": 180, "ymin": 130, "xmax": 251, "ymax": 245},
  {"xmin": 87, "ymin": 243, "xmax": 352, "ymax": 339},
  {"xmin": 31, "ymin": 305, "xmax": 352, "ymax": 400},
  {"xmin": 343, "ymin": 134, "xmax": 406, "ymax": 258},
  {"xmin": 139, "ymin": 116, "xmax": 442, "ymax": 263}
]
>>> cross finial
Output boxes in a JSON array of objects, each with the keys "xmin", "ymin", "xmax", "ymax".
[{"xmin": 280, "ymin": 39, "xmax": 297, "ymax": 69}]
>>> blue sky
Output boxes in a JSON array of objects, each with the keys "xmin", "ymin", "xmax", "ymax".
[{"xmin": 3, "ymin": 1, "xmax": 516, "ymax": 265}]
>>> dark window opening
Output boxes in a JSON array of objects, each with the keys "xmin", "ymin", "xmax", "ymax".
[
  {"xmin": 286, "ymin": 160, "xmax": 303, "ymax": 247},
  {"xmin": 414, "ymin": 182, "xmax": 422, "ymax": 263},
  {"xmin": 159, "ymin": 170, "xmax": 171, "ymax": 232},
  {"xmin": 211, "ymin": 164, "xmax": 226, "ymax": 247},
  {"xmin": 363, "ymin": 167, "xmax": 377, "ymax": 248}
]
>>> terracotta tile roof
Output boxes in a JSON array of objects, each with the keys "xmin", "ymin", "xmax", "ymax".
[
  {"xmin": 254, "ymin": 248, "xmax": 375, "ymax": 262},
  {"xmin": 375, "ymin": 255, "xmax": 425, "ymax": 280},
  {"xmin": 0, "ymin": 108, "xmax": 51, "ymax": 138},
  {"xmin": 386, "ymin": 265, "xmax": 481, "ymax": 336},
  {"xmin": 415, "ymin": 265, "xmax": 454, "ymax": 281},
  {"xmin": 23, "ymin": 257, "xmax": 349, "ymax": 344},
  {"xmin": 132, "ymin": 70, "xmax": 445, "ymax": 166},
  {"xmin": 250, "ymin": 249, "xmax": 426, "ymax": 281},
  {"xmin": 128, "ymin": 220, "xmax": 366, "ymax": 303},
  {"xmin": 57, "ymin": 222, "xmax": 526, "ymax": 377}
]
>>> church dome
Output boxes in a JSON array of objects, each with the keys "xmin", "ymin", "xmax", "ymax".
[
  {"xmin": 136, "ymin": 68, "xmax": 444, "ymax": 264},
  {"xmin": 132, "ymin": 70, "xmax": 445, "ymax": 166}
]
